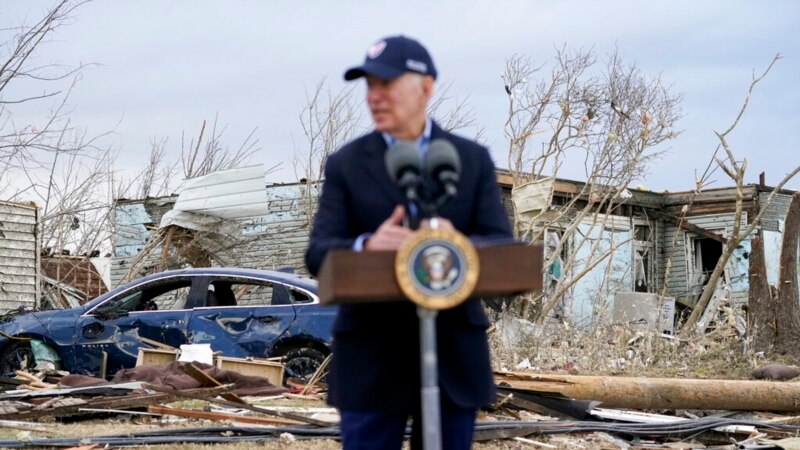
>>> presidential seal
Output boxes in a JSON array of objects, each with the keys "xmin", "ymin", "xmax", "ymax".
[{"xmin": 395, "ymin": 227, "xmax": 479, "ymax": 310}]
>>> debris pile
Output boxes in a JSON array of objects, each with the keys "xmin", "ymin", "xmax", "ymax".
[{"xmin": 0, "ymin": 357, "xmax": 799, "ymax": 448}]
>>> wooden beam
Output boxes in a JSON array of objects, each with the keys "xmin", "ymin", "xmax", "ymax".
[
  {"xmin": 148, "ymin": 405, "xmax": 303, "ymax": 426},
  {"xmin": 647, "ymin": 209, "xmax": 726, "ymax": 243},
  {"xmin": 4, "ymin": 386, "xmax": 229, "ymax": 421},
  {"xmin": 138, "ymin": 336, "xmax": 176, "ymax": 350},
  {"xmin": 159, "ymin": 227, "xmax": 174, "ymax": 267},
  {"xmin": 143, "ymin": 383, "xmax": 335, "ymax": 427}
]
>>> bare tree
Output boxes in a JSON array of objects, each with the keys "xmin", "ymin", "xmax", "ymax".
[
  {"xmin": 0, "ymin": 1, "xmax": 91, "ymax": 179},
  {"xmin": 181, "ymin": 114, "xmax": 261, "ymax": 179},
  {"xmin": 293, "ymin": 79, "xmax": 363, "ymax": 185},
  {"xmin": 427, "ymin": 81, "xmax": 486, "ymax": 142},
  {"xmin": 680, "ymin": 54, "xmax": 800, "ymax": 336},
  {"xmin": 0, "ymin": 1, "xmax": 119, "ymax": 259},
  {"xmin": 502, "ymin": 46, "xmax": 682, "ymax": 324},
  {"xmin": 111, "ymin": 117, "xmax": 265, "ymax": 283}
]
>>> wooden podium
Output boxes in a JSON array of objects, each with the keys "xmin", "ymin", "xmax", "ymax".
[
  {"xmin": 317, "ymin": 242, "xmax": 543, "ymax": 305},
  {"xmin": 317, "ymin": 241, "xmax": 542, "ymax": 450}
]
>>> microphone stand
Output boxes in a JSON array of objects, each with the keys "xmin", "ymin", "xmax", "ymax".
[
  {"xmin": 414, "ymin": 196, "xmax": 451, "ymax": 450},
  {"xmin": 401, "ymin": 166, "xmax": 458, "ymax": 450},
  {"xmin": 417, "ymin": 215, "xmax": 441, "ymax": 450}
]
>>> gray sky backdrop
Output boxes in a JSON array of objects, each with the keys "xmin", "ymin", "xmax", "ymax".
[{"xmin": 5, "ymin": 0, "xmax": 800, "ymax": 192}]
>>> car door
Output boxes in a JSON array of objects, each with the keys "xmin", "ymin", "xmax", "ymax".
[
  {"xmin": 186, "ymin": 276, "xmax": 297, "ymax": 359},
  {"xmin": 72, "ymin": 275, "xmax": 203, "ymax": 377}
]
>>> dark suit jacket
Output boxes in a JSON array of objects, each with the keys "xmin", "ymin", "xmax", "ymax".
[{"xmin": 305, "ymin": 122, "xmax": 512, "ymax": 412}]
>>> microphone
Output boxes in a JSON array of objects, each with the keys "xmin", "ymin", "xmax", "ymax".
[
  {"xmin": 384, "ymin": 141, "xmax": 422, "ymax": 202},
  {"xmin": 425, "ymin": 139, "xmax": 461, "ymax": 199}
]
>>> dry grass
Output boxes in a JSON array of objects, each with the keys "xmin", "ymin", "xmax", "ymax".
[{"xmin": 489, "ymin": 308, "xmax": 796, "ymax": 380}]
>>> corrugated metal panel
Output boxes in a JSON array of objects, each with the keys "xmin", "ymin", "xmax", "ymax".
[
  {"xmin": 0, "ymin": 201, "xmax": 38, "ymax": 311},
  {"xmin": 172, "ymin": 166, "xmax": 268, "ymax": 219}
]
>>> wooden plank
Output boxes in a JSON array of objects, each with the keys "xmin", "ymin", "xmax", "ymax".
[
  {"xmin": 0, "ymin": 274, "xmax": 37, "ymax": 285},
  {"xmin": 148, "ymin": 405, "xmax": 303, "ymax": 426},
  {"xmin": 143, "ymin": 383, "xmax": 335, "ymax": 427},
  {"xmin": 4, "ymin": 386, "xmax": 229, "ymax": 421},
  {"xmin": 318, "ymin": 243, "xmax": 543, "ymax": 305},
  {"xmin": 0, "ymin": 201, "xmax": 37, "ymax": 211},
  {"xmin": 0, "ymin": 231, "xmax": 35, "ymax": 242},
  {"xmin": 647, "ymin": 210, "xmax": 726, "ymax": 243},
  {"xmin": 0, "ymin": 249, "xmax": 36, "ymax": 261},
  {"xmin": 139, "ymin": 337, "xmax": 177, "ymax": 350},
  {"xmin": 0, "ymin": 264, "xmax": 38, "ymax": 275},
  {"xmin": 0, "ymin": 239, "xmax": 36, "ymax": 251},
  {"xmin": 99, "ymin": 351, "xmax": 107, "ymax": 380}
]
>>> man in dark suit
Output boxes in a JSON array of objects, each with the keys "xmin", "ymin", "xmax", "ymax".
[{"xmin": 305, "ymin": 35, "xmax": 512, "ymax": 450}]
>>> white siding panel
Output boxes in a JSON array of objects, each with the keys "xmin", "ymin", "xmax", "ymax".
[{"xmin": 0, "ymin": 201, "xmax": 38, "ymax": 311}]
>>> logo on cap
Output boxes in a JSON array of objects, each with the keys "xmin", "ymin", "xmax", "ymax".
[
  {"xmin": 406, "ymin": 59, "xmax": 428, "ymax": 73},
  {"xmin": 367, "ymin": 41, "xmax": 386, "ymax": 59}
]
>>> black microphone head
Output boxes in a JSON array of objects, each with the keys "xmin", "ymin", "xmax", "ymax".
[
  {"xmin": 425, "ymin": 139, "xmax": 461, "ymax": 179},
  {"xmin": 385, "ymin": 141, "xmax": 421, "ymax": 183}
]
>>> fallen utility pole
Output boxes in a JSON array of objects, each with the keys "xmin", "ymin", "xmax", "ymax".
[{"xmin": 495, "ymin": 371, "xmax": 800, "ymax": 412}]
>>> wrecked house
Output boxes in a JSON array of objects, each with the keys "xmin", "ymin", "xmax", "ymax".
[
  {"xmin": 111, "ymin": 167, "xmax": 799, "ymax": 331},
  {"xmin": 504, "ymin": 170, "xmax": 799, "ymax": 329},
  {"xmin": 0, "ymin": 200, "xmax": 40, "ymax": 312},
  {"xmin": 111, "ymin": 166, "xmax": 318, "ymax": 287}
]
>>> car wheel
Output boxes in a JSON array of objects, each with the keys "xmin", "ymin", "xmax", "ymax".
[
  {"xmin": 0, "ymin": 341, "xmax": 35, "ymax": 377},
  {"xmin": 283, "ymin": 347, "xmax": 326, "ymax": 383}
]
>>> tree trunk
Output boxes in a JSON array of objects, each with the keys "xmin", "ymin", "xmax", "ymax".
[
  {"xmin": 747, "ymin": 235, "xmax": 776, "ymax": 351},
  {"xmin": 682, "ymin": 241, "xmax": 736, "ymax": 335},
  {"xmin": 495, "ymin": 371, "xmax": 800, "ymax": 411},
  {"xmin": 775, "ymin": 193, "xmax": 800, "ymax": 356}
]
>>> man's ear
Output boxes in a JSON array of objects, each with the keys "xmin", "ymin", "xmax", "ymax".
[{"xmin": 422, "ymin": 76, "xmax": 435, "ymax": 101}]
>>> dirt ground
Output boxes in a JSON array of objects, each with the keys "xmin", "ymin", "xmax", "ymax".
[{"xmin": 0, "ymin": 415, "xmax": 572, "ymax": 450}]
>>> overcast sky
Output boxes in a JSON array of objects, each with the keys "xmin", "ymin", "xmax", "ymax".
[{"xmin": 5, "ymin": 0, "xmax": 799, "ymax": 192}]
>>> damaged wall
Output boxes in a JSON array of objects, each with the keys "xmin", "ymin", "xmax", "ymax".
[
  {"xmin": 0, "ymin": 200, "xmax": 40, "ymax": 311},
  {"xmin": 758, "ymin": 191, "xmax": 794, "ymax": 232},
  {"xmin": 235, "ymin": 183, "xmax": 318, "ymax": 273},
  {"xmin": 758, "ymin": 192, "xmax": 798, "ymax": 290},
  {"xmin": 569, "ymin": 215, "xmax": 635, "ymax": 326},
  {"xmin": 658, "ymin": 212, "xmax": 750, "ymax": 306},
  {"xmin": 111, "ymin": 196, "xmax": 178, "ymax": 286}
]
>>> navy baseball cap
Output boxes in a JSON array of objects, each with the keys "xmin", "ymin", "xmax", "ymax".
[{"xmin": 344, "ymin": 35, "xmax": 438, "ymax": 81}]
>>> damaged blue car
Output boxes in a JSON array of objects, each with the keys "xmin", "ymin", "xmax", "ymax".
[{"xmin": 0, "ymin": 267, "xmax": 336, "ymax": 383}]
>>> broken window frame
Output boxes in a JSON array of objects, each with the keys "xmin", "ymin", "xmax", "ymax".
[
  {"xmin": 632, "ymin": 219, "xmax": 656, "ymax": 293},
  {"xmin": 685, "ymin": 229, "xmax": 728, "ymax": 302}
]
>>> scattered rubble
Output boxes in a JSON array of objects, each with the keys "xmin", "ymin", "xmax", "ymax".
[{"xmin": 0, "ymin": 355, "xmax": 798, "ymax": 449}]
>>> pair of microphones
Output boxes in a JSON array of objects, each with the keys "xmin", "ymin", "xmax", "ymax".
[{"xmin": 384, "ymin": 139, "xmax": 461, "ymax": 223}]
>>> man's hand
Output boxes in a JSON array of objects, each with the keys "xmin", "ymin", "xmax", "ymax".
[
  {"xmin": 365, "ymin": 205, "xmax": 413, "ymax": 250},
  {"xmin": 421, "ymin": 216, "xmax": 454, "ymax": 230}
]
